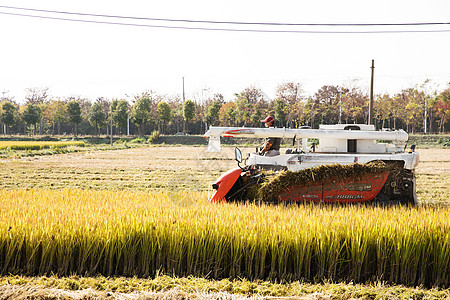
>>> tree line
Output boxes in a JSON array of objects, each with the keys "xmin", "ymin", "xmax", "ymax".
[{"xmin": 1, "ymin": 82, "xmax": 449, "ymax": 136}]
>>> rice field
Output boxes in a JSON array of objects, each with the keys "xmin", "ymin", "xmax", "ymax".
[
  {"xmin": 0, "ymin": 188, "xmax": 449, "ymax": 288},
  {"xmin": 0, "ymin": 146, "xmax": 449, "ymax": 298}
]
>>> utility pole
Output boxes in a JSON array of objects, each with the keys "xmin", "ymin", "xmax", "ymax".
[
  {"xmin": 424, "ymin": 95, "xmax": 428, "ymax": 133},
  {"xmin": 422, "ymin": 79, "xmax": 433, "ymax": 133},
  {"xmin": 368, "ymin": 59, "xmax": 375, "ymax": 125},
  {"xmin": 127, "ymin": 114, "xmax": 130, "ymax": 136}
]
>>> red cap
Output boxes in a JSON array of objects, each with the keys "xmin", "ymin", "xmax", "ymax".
[{"xmin": 261, "ymin": 116, "xmax": 275, "ymax": 123}]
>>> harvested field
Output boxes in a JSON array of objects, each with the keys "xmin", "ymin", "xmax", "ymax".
[
  {"xmin": 0, "ymin": 146, "xmax": 242, "ymax": 191},
  {"xmin": 414, "ymin": 148, "xmax": 450, "ymax": 205},
  {"xmin": 2, "ymin": 275, "xmax": 450, "ymax": 299},
  {"xmin": 0, "ymin": 284, "xmax": 261, "ymax": 300}
]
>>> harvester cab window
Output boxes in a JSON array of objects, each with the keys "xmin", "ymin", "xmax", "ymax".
[{"xmin": 344, "ymin": 125, "xmax": 361, "ymax": 131}]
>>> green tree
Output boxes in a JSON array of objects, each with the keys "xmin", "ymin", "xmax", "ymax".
[
  {"xmin": 112, "ymin": 99, "xmax": 129, "ymax": 134},
  {"xmin": 234, "ymin": 87, "xmax": 267, "ymax": 126},
  {"xmin": 88, "ymin": 101, "xmax": 106, "ymax": 135},
  {"xmin": 45, "ymin": 100, "xmax": 67, "ymax": 135},
  {"xmin": 0, "ymin": 101, "xmax": 17, "ymax": 134},
  {"xmin": 389, "ymin": 93, "xmax": 406, "ymax": 130},
  {"xmin": 218, "ymin": 102, "xmax": 236, "ymax": 126},
  {"xmin": 399, "ymin": 88, "xmax": 424, "ymax": 133},
  {"xmin": 375, "ymin": 94, "xmax": 393, "ymax": 129},
  {"xmin": 205, "ymin": 101, "xmax": 222, "ymax": 126},
  {"xmin": 274, "ymin": 99, "xmax": 287, "ymax": 127},
  {"xmin": 157, "ymin": 102, "xmax": 171, "ymax": 134},
  {"xmin": 183, "ymin": 100, "xmax": 195, "ymax": 132},
  {"xmin": 233, "ymin": 93, "xmax": 250, "ymax": 126},
  {"xmin": 250, "ymin": 105, "xmax": 263, "ymax": 127},
  {"xmin": 67, "ymin": 100, "xmax": 83, "ymax": 136},
  {"xmin": 304, "ymin": 97, "xmax": 318, "ymax": 128},
  {"xmin": 21, "ymin": 104, "xmax": 42, "ymax": 134},
  {"xmin": 131, "ymin": 96, "xmax": 152, "ymax": 136}
]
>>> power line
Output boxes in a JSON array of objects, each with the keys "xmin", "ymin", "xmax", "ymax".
[
  {"xmin": 1, "ymin": 10, "xmax": 450, "ymax": 34},
  {"xmin": 1, "ymin": 5, "xmax": 449, "ymax": 27}
]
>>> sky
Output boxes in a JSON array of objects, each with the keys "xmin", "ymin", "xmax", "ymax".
[{"xmin": 0, "ymin": 0, "xmax": 449, "ymax": 104}]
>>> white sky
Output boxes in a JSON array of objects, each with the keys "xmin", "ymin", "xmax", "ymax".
[{"xmin": 0, "ymin": 0, "xmax": 449, "ymax": 104}]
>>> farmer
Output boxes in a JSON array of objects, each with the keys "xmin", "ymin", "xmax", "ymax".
[{"xmin": 260, "ymin": 116, "xmax": 281, "ymax": 157}]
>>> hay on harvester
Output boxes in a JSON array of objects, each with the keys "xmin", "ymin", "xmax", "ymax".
[{"xmin": 257, "ymin": 161, "xmax": 390, "ymax": 202}]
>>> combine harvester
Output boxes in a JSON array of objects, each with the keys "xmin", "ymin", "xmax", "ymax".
[{"xmin": 204, "ymin": 124, "xmax": 419, "ymax": 205}]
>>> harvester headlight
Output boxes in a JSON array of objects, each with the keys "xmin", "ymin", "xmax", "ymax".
[{"xmin": 400, "ymin": 179, "xmax": 413, "ymax": 192}]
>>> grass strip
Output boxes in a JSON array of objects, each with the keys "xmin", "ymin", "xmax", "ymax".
[{"xmin": 0, "ymin": 141, "xmax": 85, "ymax": 150}]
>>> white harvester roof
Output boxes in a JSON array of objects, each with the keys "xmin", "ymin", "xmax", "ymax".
[{"xmin": 204, "ymin": 124, "xmax": 408, "ymax": 154}]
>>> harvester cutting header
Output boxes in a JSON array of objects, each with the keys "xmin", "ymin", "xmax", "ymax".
[{"xmin": 204, "ymin": 121, "xmax": 419, "ymax": 205}]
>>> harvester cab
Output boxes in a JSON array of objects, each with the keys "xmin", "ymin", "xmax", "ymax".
[{"xmin": 205, "ymin": 124, "xmax": 419, "ymax": 205}]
